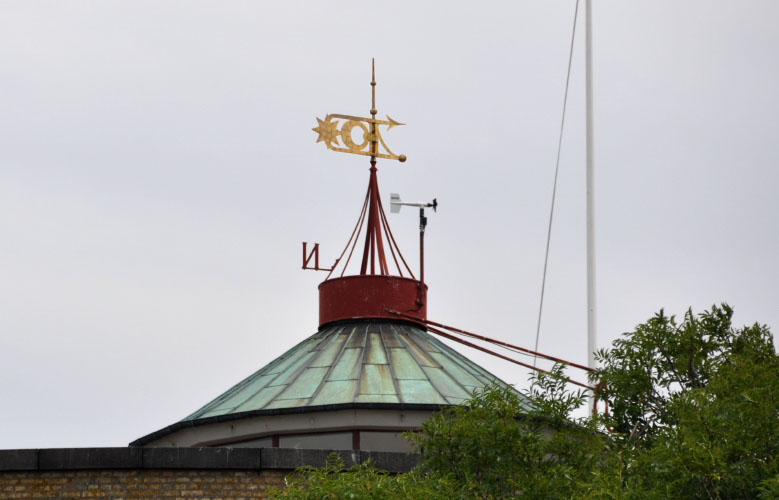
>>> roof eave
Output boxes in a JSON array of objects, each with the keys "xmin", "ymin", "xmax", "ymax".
[{"xmin": 130, "ymin": 402, "xmax": 447, "ymax": 447}]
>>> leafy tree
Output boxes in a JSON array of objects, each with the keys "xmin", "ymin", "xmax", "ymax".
[
  {"xmin": 270, "ymin": 304, "xmax": 778, "ymax": 500},
  {"xmin": 592, "ymin": 304, "xmax": 778, "ymax": 499},
  {"xmin": 409, "ymin": 368, "xmax": 603, "ymax": 500}
]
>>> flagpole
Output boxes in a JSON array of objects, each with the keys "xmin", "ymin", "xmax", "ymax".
[{"xmin": 585, "ymin": 0, "xmax": 597, "ymax": 371}]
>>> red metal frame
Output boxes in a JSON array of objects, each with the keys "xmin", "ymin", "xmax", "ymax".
[
  {"xmin": 386, "ymin": 310, "xmax": 596, "ymax": 391},
  {"xmin": 424, "ymin": 324, "xmax": 595, "ymax": 391},
  {"xmin": 318, "ymin": 161, "xmax": 414, "ymax": 280},
  {"xmin": 388, "ymin": 312, "xmax": 595, "ymax": 373},
  {"xmin": 319, "ymin": 275, "xmax": 427, "ymax": 328},
  {"xmin": 302, "ymin": 242, "xmax": 334, "ymax": 272}
]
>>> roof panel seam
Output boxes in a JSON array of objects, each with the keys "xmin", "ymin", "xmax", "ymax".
[
  {"xmin": 353, "ymin": 324, "xmax": 369, "ymax": 399},
  {"xmin": 307, "ymin": 325, "xmax": 355, "ymax": 405},
  {"xmin": 380, "ymin": 325, "xmax": 404, "ymax": 403}
]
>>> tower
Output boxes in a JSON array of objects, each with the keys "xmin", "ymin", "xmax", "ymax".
[{"xmin": 132, "ymin": 63, "xmax": 527, "ymax": 452}]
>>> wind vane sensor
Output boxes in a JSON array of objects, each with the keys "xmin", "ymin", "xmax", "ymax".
[
  {"xmin": 389, "ymin": 194, "xmax": 437, "ymax": 214},
  {"xmin": 389, "ymin": 193, "xmax": 437, "ymax": 286}
]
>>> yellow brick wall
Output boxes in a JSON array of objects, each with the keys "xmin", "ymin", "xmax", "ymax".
[{"xmin": 0, "ymin": 469, "xmax": 288, "ymax": 499}]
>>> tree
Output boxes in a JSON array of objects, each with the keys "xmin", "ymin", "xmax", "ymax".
[
  {"xmin": 592, "ymin": 304, "xmax": 778, "ymax": 499},
  {"xmin": 408, "ymin": 368, "xmax": 603, "ymax": 500},
  {"xmin": 270, "ymin": 304, "xmax": 778, "ymax": 500},
  {"xmin": 268, "ymin": 453, "xmax": 457, "ymax": 500},
  {"xmin": 271, "ymin": 372, "xmax": 598, "ymax": 500}
]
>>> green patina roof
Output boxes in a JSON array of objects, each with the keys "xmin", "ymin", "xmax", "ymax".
[{"xmin": 185, "ymin": 321, "xmax": 530, "ymax": 421}]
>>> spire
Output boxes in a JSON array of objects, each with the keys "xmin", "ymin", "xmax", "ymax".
[
  {"xmin": 309, "ymin": 61, "xmax": 426, "ymax": 329},
  {"xmin": 311, "ymin": 60, "xmax": 411, "ymax": 279}
]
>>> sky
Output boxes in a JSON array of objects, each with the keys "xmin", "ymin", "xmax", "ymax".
[{"xmin": 1, "ymin": 1, "xmax": 777, "ymax": 449}]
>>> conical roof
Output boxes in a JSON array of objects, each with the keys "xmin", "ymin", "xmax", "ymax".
[{"xmin": 184, "ymin": 321, "xmax": 530, "ymax": 421}]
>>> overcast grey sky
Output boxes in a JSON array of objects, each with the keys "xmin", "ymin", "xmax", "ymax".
[{"xmin": 1, "ymin": 1, "xmax": 777, "ymax": 449}]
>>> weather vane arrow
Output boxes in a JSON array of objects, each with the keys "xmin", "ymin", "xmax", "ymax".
[{"xmin": 312, "ymin": 59, "xmax": 407, "ymax": 163}]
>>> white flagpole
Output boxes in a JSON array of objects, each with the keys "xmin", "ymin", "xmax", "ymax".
[{"xmin": 586, "ymin": 0, "xmax": 597, "ymax": 371}]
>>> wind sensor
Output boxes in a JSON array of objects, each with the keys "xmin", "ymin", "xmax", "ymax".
[
  {"xmin": 389, "ymin": 194, "xmax": 437, "ymax": 214},
  {"xmin": 389, "ymin": 193, "xmax": 437, "ymax": 289}
]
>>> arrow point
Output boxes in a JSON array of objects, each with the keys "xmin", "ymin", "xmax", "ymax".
[{"xmin": 386, "ymin": 115, "xmax": 405, "ymax": 129}]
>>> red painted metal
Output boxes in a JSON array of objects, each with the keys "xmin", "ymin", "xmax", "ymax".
[
  {"xmin": 319, "ymin": 275, "xmax": 427, "ymax": 328},
  {"xmin": 318, "ymin": 159, "xmax": 413, "ymax": 279},
  {"xmin": 423, "ymin": 324, "xmax": 595, "ymax": 390},
  {"xmin": 302, "ymin": 242, "xmax": 334, "ymax": 272},
  {"xmin": 338, "ymin": 187, "xmax": 370, "ymax": 279},
  {"xmin": 387, "ymin": 311, "xmax": 595, "ymax": 373},
  {"xmin": 419, "ymin": 209, "xmax": 425, "ymax": 286},
  {"xmin": 378, "ymin": 192, "xmax": 414, "ymax": 279},
  {"xmin": 360, "ymin": 160, "xmax": 391, "ymax": 275},
  {"xmin": 326, "ymin": 188, "xmax": 370, "ymax": 280},
  {"xmin": 352, "ymin": 430, "xmax": 360, "ymax": 451}
]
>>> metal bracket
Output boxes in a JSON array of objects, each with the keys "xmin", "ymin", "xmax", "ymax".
[{"xmin": 302, "ymin": 242, "xmax": 336, "ymax": 272}]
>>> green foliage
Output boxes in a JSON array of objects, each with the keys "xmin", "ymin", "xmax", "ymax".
[
  {"xmin": 266, "ymin": 453, "xmax": 456, "ymax": 500},
  {"xmin": 595, "ymin": 304, "xmax": 752, "ymax": 441},
  {"xmin": 270, "ymin": 304, "xmax": 777, "ymax": 500},
  {"xmin": 408, "ymin": 375, "xmax": 602, "ymax": 499},
  {"xmin": 758, "ymin": 475, "xmax": 779, "ymax": 500},
  {"xmin": 591, "ymin": 304, "xmax": 778, "ymax": 499}
]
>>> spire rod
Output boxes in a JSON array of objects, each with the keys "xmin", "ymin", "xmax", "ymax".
[
  {"xmin": 370, "ymin": 58, "xmax": 378, "ymax": 160},
  {"xmin": 371, "ymin": 58, "xmax": 376, "ymax": 112},
  {"xmin": 362, "ymin": 59, "xmax": 386, "ymax": 274}
]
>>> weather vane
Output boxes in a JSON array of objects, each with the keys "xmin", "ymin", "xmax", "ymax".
[{"xmin": 312, "ymin": 59, "xmax": 406, "ymax": 163}]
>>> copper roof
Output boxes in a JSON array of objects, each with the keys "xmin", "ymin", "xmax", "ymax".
[{"xmin": 184, "ymin": 321, "xmax": 529, "ymax": 421}]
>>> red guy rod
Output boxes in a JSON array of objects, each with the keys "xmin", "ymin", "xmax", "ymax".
[
  {"xmin": 421, "ymin": 324, "xmax": 595, "ymax": 391},
  {"xmin": 388, "ymin": 310, "xmax": 595, "ymax": 373}
]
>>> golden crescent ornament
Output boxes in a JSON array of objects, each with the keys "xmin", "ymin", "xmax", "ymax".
[{"xmin": 312, "ymin": 61, "xmax": 406, "ymax": 163}]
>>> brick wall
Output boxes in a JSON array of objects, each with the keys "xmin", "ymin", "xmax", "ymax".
[
  {"xmin": 0, "ymin": 447, "xmax": 417, "ymax": 500},
  {"xmin": 1, "ymin": 469, "xmax": 286, "ymax": 499}
]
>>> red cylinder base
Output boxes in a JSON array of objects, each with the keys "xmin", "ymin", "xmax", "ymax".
[{"xmin": 318, "ymin": 275, "xmax": 427, "ymax": 329}]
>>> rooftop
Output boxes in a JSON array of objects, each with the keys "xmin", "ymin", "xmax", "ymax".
[{"xmin": 184, "ymin": 320, "xmax": 530, "ymax": 421}]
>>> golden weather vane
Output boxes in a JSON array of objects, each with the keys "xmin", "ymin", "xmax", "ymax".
[{"xmin": 313, "ymin": 59, "xmax": 407, "ymax": 163}]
